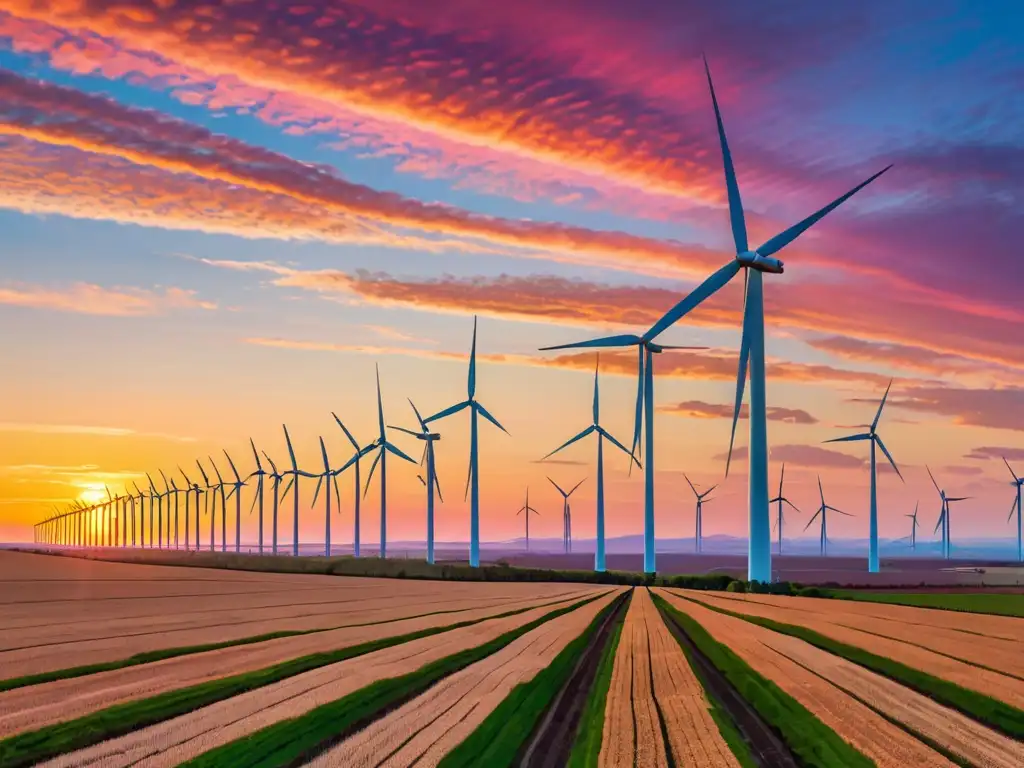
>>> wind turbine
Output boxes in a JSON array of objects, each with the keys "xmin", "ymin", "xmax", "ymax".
[
  {"xmin": 165, "ymin": 472, "xmax": 184, "ymax": 549},
  {"xmin": 104, "ymin": 485, "xmax": 115, "ymax": 547},
  {"xmin": 390, "ymin": 399, "xmax": 443, "ymax": 565},
  {"xmin": 804, "ymin": 476, "xmax": 853, "ymax": 556},
  {"xmin": 425, "ymin": 317, "xmax": 507, "ymax": 568},
  {"xmin": 180, "ymin": 466, "xmax": 201, "ymax": 551},
  {"xmin": 263, "ymin": 451, "xmax": 284, "ymax": 554},
  {"xmin": 1004, "ymin": 458, "xmax": 1023, "ymax": 562},
  {"xmin": 281, "ymin": 424, "xmax": 314, "ymax": 556},
  {"xmin": 628, "ymin": 60, "xmax": 890, "ymax": 581},
  {"xmin": 332, "ymin": 414, "xmax": 371, "ymax": 558},
  {"xmin": 905, "ymin": 503, "xmax": 920, "ymax": 550},
  {"xmin": 247, "ymin": 440, "xmax": 267, "ymax": 554},
  {"xmin": 131, "ymin": 481, "xmax": 145, "ymax": 548},
  {"xmin": 684, "ymin": 475, "xmax": 717, "ymax": 554},
  {"xmin": 311, "ymin": 436, "xmax": 341, "ymax": 557},
  {"xmin": 547, "ymin": 477, "xmax": 585, "ymax": 554},
  {"xmin": 927, "ymin": 466, "xmax": 968, "ymax": 560},
  {"xmin": 517, "ymin": 488, "xmax": 540, "ymax": 552},
  {"xmin": 825, "ymin": 380, "xmax": 903, "ymax": 572},
  {"xmin": 208, "ymin": 456, "xmax": 228, "ymax": 552},
  {"xmin": 146, "ymin": 473, "xmax": 161, "ymax": 549},
  {"xmin": 769, "ymin": 464, "xmax": 801, "ymax": 555},
  {"xmin": 224, "ymin": 449, "xmax": 247, "ymax": 553},
  {"xmin": 196, "ymin": 459, "xmax": 214, "ymax": 552},
  {"xmin": 542, "ymin": 355, "xmax": 638, "ymax": 572},
  {"xmin": 360, "ymin": 366, "xmax": 416, "ymax": 559}
]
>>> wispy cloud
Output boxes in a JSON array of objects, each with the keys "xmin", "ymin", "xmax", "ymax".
[
  {"xmin": 965, "ymin": 447, "xmax": 1024, "ymax": 463},
  {"xmin": 0, "ymin": 423, "xmax": 195, "ymax": 442},
  {"xmin": 713, "ymin": 444, "xmax": 867, "ymax": 469},
  {"xmin": 0, "ymin": 280, "xmax": 215, "ymax": 316},
  {"xmin": 658, "ymin": 400, "xmax": 818, "ymax": 425},
  {"xmin": 361, "ymin": 324, "xmax": 436, "ymax": 344}
]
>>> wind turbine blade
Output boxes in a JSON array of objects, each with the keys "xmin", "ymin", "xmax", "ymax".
[
  {"xmin": 592, "ymin": 354, "xmax": 600, "ymax": 425},
  {"xmin": 408, "ymin": 399, "xmax": 428, "ymax": 432},
  {"xmin": 388, "ymin": 425, "xmax": 421, "ymax": 438},
  {"xmin": 1010, "ymin": 497, "xmax": 1018, "ymax": 523},
  {"xmin": 597, "ymin": 426, "xmax": 641, "ymax": 468},
  {"xmin": 783, "ymin": 498, "xmax": 802, "ymax": 513},
  {"xmin": 417, "ymin": 475, "xmax": 426, "ymax": 487},
  {"xmin": 568, "ymin": 478, "xmax": 586, "ymax": 496},
  {"xmin": 725, "ymin": 298, "xmax": 751, "ymax": 479},
  {"xmin": 542, "ymin": 425, "xmax": 594, "ymax": 460},
  {"xmin": 420, "ymin": 443, "xmax": 428, "ymax": 466},
  {"xmin": 778, "ymin": 462, "xmax": 785, "ymax": 497},
  {"xmin": 424, "ymin": 400, "xmax": 471, "ymax": 423},
  {"xmin": 249, "ymin": 485, "xmax": 259, "ymax": 516},
  {"xmin": 817, "ymin": 475, "xmax": 825, "ymax": 506},
  {"xmin": 644, "ymin": 260, "xmax": 742, "ymax": 342},
  {"xmin": 547, "ymin": 477, "xmax": 568, "ymax": 496},
  {"xmin": 468, "ymin": 315, "xmax": 477, "ymax": 399},
  {"xmin": 703, "ymin": 56, "xmax": 747, "ymax": 253},
  {"xmin": 630, "ymin": 346, "xmax": 644, "ymax": 465},
  {"xmin": 384, "ymin": 441, "xmax": 417, "ymax": 464},
  {"xmin": 828, "ymin": 506, "xmax": 853, "ymax": 517},
  {"xmin": 318, "ymin": 436, "xmax": 330, "ymax": 473},
  {"xmin": 874, "ymin": 435, "xmax": 903, "ymax": 482},
  {"xmin": 282, "ymin": 475, "xmax": 296, "ymax": 500},
  {"xmin": 283, "ymin": 424, "xmax": 298, "ymax": 470},
  {"xmin": 434, "ymin": 463, "xmax": 444, "ymax": 504},
  {"xmin": 250, "ymin": 437, "xmax": 262, "ymax": 471},
  {"xmin": 933, "ymin": 509, "xmax": 945, "ymax": 534},
  {"xmin": 333, "ymin": 471, "xmax": 341, "ymax": 513},
  {"xmin": 872, "ymin": 379, "xmax": 893, "ymax": 432},
  {"xmin": 179, "ymin": 465, "xmax": 192, "ymax": 486},
  {"xmin": 1004, "ymin": 457, "xmax": 1019, "ymax": 482},
  {"xmin": 375, "ymin": 364, "xmax": 386, "ymax": 438},
  {"xmin": 824, "ymin": 433, "xmax": 871, "ymax": 443},
  {"xmin": 539, "ymin": 334, "xmax": 641, "ymax": 351},
  {"xmin": 684, "ymin": 474, "xmax": 698, "ymax": 497},
  {"xmin": 224, "ymin": 450, "xmax": 242, "ymax": 482},
  {"xmin": 261, "ymin": 451, "xmax": 279, "ymax": 477},
  {"xmin": 364, "ymin": 449, "xmax": 382, "ymax": 499},
  {"xmin": 756, "ymin": 165, "xmax": 893, "ymax": 258},
  {"xmin": 312, "ymin": 475, "xmax": 323, "ymax": 508},
  {"xmin": 474, "ymin": 402, "xmax": 508, "ymax": 434},
  {"xmin": 704, "ymin": 484, "xmax": 718, "ymax": 497},
  {"xmin": 946, "ymin": 496, "xmax": 969, "ymax": 502},
  {"xmin": 332, "ymin": 413, "xmax": 360, "ymax": 451},
  {"xmin": 463, "ymin": 458, "xmax": 472, "ymax": 503},
  {"xmin": 803, "ymin": 509, "xmax": 821, "ymax": 532}
]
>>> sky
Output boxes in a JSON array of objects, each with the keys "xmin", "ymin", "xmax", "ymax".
[{"xmin": 2, "ymin": 0, "xmax": 1023, "ymax": 551}]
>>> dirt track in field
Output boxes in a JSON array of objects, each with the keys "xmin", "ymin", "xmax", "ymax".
[{"xmin": 38, "ymin": 591, "xmax": 618, "ymax": 768}]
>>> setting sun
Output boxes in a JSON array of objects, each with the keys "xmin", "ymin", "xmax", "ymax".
[{"xmin": 78, "ymin": 487, "xmax": 106, "ymax": 505}]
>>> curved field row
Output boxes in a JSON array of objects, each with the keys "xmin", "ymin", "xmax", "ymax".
[
  {"xmin": 682, "ymin": 591, "xmax": 1024, "ymax": 709},
  {"xmin": 600, "ymin": 588, "xmax": 738, "ymax": 768},
  {"xmin": 708, "ymin": 591, "xmax": 1024, "ymax": 677},
  {"xmin": 653, "ymin": 590, "xmax": 953, "ymax": 768},
  {"xmin": 36, "ymin": 592, "xmax": 619, "ymax": 768},
  {"xmin": 0, "ymin": 590, "xmax": 596, "ymax": 738},
  {"xmin": 306, "ymin": 592, "xmax": 620, "ymax": 767}
]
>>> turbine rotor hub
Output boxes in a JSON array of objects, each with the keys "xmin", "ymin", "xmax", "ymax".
[{"xmin": 736, "ymin": 250, "xmax": 784, "ymax": 274}]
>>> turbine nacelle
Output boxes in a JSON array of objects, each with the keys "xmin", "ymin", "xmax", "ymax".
[{"xmin": 736, "ymin": 250, "xmax": 784, "ymax": 274}]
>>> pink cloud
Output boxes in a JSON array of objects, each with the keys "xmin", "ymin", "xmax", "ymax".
[
  {"xmin": 0, "ymin": 281, "xmax": 215, "ymax": 316},
  {"xmin": 658, "ymin": 400, "xmax": 818, "ymax": 425}
]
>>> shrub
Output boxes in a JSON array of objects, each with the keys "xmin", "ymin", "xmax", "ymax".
[{"xmin": 726, "ymin": 579, "xmax": 747, "ymax": 593}]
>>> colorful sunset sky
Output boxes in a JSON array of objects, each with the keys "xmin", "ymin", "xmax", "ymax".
[{"xmin": 2, "ymin": 1, "xmax": 1023, "ymax": 550}]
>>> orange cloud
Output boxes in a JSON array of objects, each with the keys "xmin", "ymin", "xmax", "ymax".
[
  {"xmin": 659, "ymin": 401, "xmax": 818, "ymax": 425},
  {"xmin": 0, "ymin": 280, "xmax": 215, "ymax": 315},
  {"xmin": 0, "ymin": 423, "xmax": 195, "ymax": 441}
]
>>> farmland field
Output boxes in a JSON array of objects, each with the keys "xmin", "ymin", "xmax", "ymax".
[
  {"xmin": 3, "ymin": 552, "xmax": 1024, "ymax": 767},
  {"xmin": 828, "ymin": 589, "xmax": 1024, "ymax": 618}
]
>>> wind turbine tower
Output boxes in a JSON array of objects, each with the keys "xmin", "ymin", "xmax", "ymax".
[
  {"xmin": 1004, "ymin": 458, "xmax": 1023, "ymax": 562},
  {"xmin": 333, "ymin": 414, "xmax": 371, "ymax": 558},
  {"xmin": 282, "ymin": 424, "xmax": 313, "ymax": 557},
  {"xmin": 684, "ymin": 475, "xmax": 717, "ymax": 554},
  {"xmin": 390, "ymin": 400, "xmax": 443, "ymax": 565},
  {"xmin": 804, "ymin": 476, "xmax": 853, "ymax": 556},
  {"xmin": 247, "ymin": 440, "xmax": 267, "ymax": 553},
  {"xmin": 769, "ymin": 464, "xmax": 801, "ymax": 555},
  {"xmin": 517, "ymin": 488, "xmax": 540, "ymax": 552},
  {"xmin": 311, "ymin": 436, "xmax": 340, "ymax": 557},
  {"xmin": 263, "ymin": 452, "xmax": 283, "ymax": 555},
  {"xmin": 224, "ymin": 449, "xmax": 247, "ymax": 553},
  {"xmin": 905, "ymin": 503, "xmax": 920, "ymax": 550},
  {"xmin": 927, "ymin": 466, "xmax": 968, "ymax": 560},
  {"xmin": 547, "ymin": 477, "xmax": 584, "ymax": 554},
  {"xmin": 208, "ymin": 456, "xmax": 228, "ymax": 552}
]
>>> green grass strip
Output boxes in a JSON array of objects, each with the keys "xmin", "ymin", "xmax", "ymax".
[
  {"xmin": 697, "ymin": 600, "xmax": 1024, "ymax": 741},
  {"xmin": 826, "ymin": 590, "xmax": 1024, "ymax": 618},
  {"xmin": 181, "ymin": 594, "xmax": 608, "ymax": 768},
  {"xmin": 0, "ymin": 596, "xmax": 581, "ymax": 693},
  {"xmin": 651, "ymin": 593, "xmax": 875, "ymax": 768},
  {"xmin": 0, "ymin": 596, "xmax": 597, "ymax": 768},
  {"xmin": 566, "ymin": 609, "xmax": 626, "ymax": 768},
  {"xmin": 438, "ymin": 596, "xmax": 620, "ymax": 768}
]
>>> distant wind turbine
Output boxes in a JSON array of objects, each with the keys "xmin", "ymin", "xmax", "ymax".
[
  {"xmin": 542, "ymin": 355, "xmax": 638, "ymax": 572},
  {"xmin": 131, "ymin": 481, "xmax": 145, "ymax": 548},
  {"xmin": 167, "ymin": 473, "xmax": 184, "ymax": 549},
  {"xmin": 311, "ymin": 436, "xmax": 341, "ymax": 557},
  {"xmin": 159, "ymin": 470, "xmax": 175, "ymax": 547},
  {"xmin": 517, "ymin": 488, "xmax": 540, "ymax": 552},
  {"xmin": 685, "ymin": 475, "xmax": 717, "ymax": 554},
  {"xmin": 361, "ymin": 366, "xmax": 417, "ymax": 559},
  {"xmin": 390, "ymin": 399, "xmax": 443, "ymax": 565},
  {"xmin": 195, "ymin": 459, "xmax": 214, "ymax": 551},
  {"xmin": 247, "ymin": 440, "xmax": 267, "ymax": 554},
  {"xmin": 628, "ymin": 59, "xmax": 890, "ymax": 581},
  {"xmin": 904, "ymin": 502, "xmax": 920, "ymax": 550},
  {"xmin": 426, "ymin": 317, "xmax": 508, "ymax": 568},
  {"xmin": 180, "ymin": 465, "xmax": 201, "ymax": 551},
  {"xmin": 1004, "ymin": 458, "xmax": 1023, "ymax": 562},
  {"xmin": 804, "ymin": 476, "xmax": 853, "ymax": 556},
  {"xmin": 146, "ymin": 473, "xmax": 160, "ymax": 549},
  {"xmin": 262, "ymin": 451, "xmax": 284, "ymax": 555},
  {"xmin": 224, "ymin": 449, "xmax": 247, "ymax": 553},
  {"xmin": 927, "ymin": 466, "xmax": 968, "ymax": 560},
  {"xmin": 547, "ymin": 477, "xmax": 585, "ymax": 554},
  {"xmin": 333, "ymin": 414, "xmax": 371, "ymax": 558},
  {"xmin": 281, "ymin": 424, "xmax": 314, "ymax": 557},
  {"xmin": 826, "ymin": 380, "xmax": 903, "ymax": 572},
  {"xmin": 769, "ymin": 463, "xmax": 801, "ymax": 555},
  {"xmin": 208, "ymin": 456, "xmax": 228, "ymax": 552}
]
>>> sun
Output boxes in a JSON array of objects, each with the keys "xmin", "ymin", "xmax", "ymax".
[{"xmin": 78, "ymin": 486, "xmax": 106, "ymax": 505}]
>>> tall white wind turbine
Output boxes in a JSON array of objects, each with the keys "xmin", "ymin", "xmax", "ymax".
[
  {"xmin": 547, "ymin": 477, "xmax": 585, "ymax": 554},
  {"xmin": 542, "ymin": 355, "xmax": 638, "ymax": 572},
  {"xmin": 927, "ymin": 466, "xmax": 968, "ymax": 560},
  {"xmin": 247, "ymin": 440, "xmax": 267, "ymax": 554},
  {"xmin": 389, "ymin": 400, "xmax": 443, "ymax": 564},
  {"xmin": 905, "ymin": 502, "xmax": 920, "ymax": 550},
  {"xmin": 311, "ymin": 436, "xmax": 341, "ymax": 557},
  {"xmin": 332, "ymin": 414, "xmax": 371, "ymax": 558},
  {"xmin": 361, "ymin": 365, "xmax": 417, "ymax": 559},
  {"xmin": 1004, "ymin": 458, "xmax": 1023, "ymax": 562},
  {"xmin": 825, "ymin": 380, "xmax": 903, "ymax": 572},
  {"xmin": 804, "ymin": 476, "xmax": 853, "ymax": 556},
  {"xmin": 146, "ymin": 473, "xmax": 160, "ymax": 549},
  {"xmin": 517, "ymin": 488, "xmax": 540, "ymax": 552},
  {"xmin": 196, "ymin": 459, "xmax": 215, "ymax": 551},
  {"xmin": 263, "ymin": 451, "xmax": 284, "ymax": 555},
  {"xmin": 636, "ymin": 59, "xmax": 891, "ymax": 581},
  {"xmin": 426, "ymin": 317, "xmax": 507, "ymax": 568},
  {"xmin": 180, "ymin": 466, "xmax": 201, "ymax": 551},
  {"xmin": 208, "ymin": 456, "xmax": 228, "ymax": 552},
  {"xmin": 281, "ymin": 424, "xmax": 314, "ymax": 557},
  {"xmin": 224, "ymin": 449, "xmax": 247, "ymax": 552},
  {"xmin": 769, "ymin": 463, "xmax": 801, "ymax": 555},
  {"xmin": 132, "ymin": 481, "xmax": 145, "ymax": 548},
  {"xmin": 684, "ymin": 475, "xmax": 717, "ymax": 554}
]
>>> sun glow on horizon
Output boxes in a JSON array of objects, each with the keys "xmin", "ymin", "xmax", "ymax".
[{"xmin": 78, "ymin": 486, "xmax": 106, "ymax": 505}]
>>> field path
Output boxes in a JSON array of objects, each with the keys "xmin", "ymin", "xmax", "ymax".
[
  {"xmin": 599, "ymin": 589, "xmax": 738, "ymax": 768},
  {"xmin": 308, "ymin": 591, "xmax": 622, "ymax": 767},
  {"xmin": 654, "ymin": 589, "xmax": 955, "ymax": 768},
  {"xmin": 681, "ymin": 591, "xmax": 1024, "ymax": 709},
  {"xmin": 0, "ymin": 589, "xmax": 591, "ymax": 737},
  {"xmin": 37, "ymin": 590, "xmax": 615, "ymax": 768}
]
